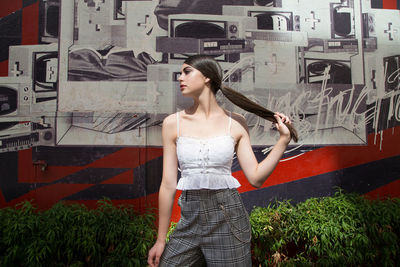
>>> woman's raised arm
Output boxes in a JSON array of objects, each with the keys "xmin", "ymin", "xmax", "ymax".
[{"xmin": 234, "ymin": 112, "xmax": 291, "ymax": 188}]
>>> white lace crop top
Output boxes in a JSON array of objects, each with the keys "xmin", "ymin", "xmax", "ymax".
[{"xmin": 175, "ymin": 111, "xmax": 241, "ymax": 190}]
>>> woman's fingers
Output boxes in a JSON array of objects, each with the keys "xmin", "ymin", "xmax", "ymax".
[
  {"xmin": 147, "ymin": 248, "xmax": 158, "ymax": 267},
  {"xmin": 273, "ymin": 112, "xmax": 292, "ymax": 140},
  {"xmin": 273, "ymin": 112, "xmax": 298, "ymax": 142},
  {"xmin": 274, "ymin": 112, "xmax": 291, "ymax": 124}
]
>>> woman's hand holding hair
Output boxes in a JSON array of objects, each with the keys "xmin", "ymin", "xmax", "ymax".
[{"xmin": 274, "ymin": 112, "xmax": 292, "ymax": 145}]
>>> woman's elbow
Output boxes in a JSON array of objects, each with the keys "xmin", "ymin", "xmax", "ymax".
[
  {"xmin": 248, "ymin": 173, "xmax": 271, "ymax": 188},
  {"xmin": 249, "ymin": 179, "xmax": 263, "ymax": 188}
]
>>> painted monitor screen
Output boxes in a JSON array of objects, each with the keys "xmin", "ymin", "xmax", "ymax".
[{"xmin": 0, "ymin": 87, "xmax": 18, "ymax": 116}]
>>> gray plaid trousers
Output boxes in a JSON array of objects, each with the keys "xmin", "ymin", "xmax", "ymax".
[{"xmin": 160, "ymin": 189, "xmax": 252, "ymax": 267}]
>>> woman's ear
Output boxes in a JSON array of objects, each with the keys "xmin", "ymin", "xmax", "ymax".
[{"xmin": 204, "ymin": 77, "xmax": 210, "ymax": 83}]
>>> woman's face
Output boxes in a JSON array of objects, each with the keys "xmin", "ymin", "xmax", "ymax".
[{"xmin": 178, "ymin": 63, "xmax": 209, "ymax": 97}]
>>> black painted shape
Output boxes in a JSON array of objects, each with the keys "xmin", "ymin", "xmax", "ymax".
[
  {"xmin": 0, "ymin": 151, "xmax": 34, "ymax": 202},
  {"xmin": 64, "ymin": 156, "xmax": 163, "ymax": 201},
  {"xmin": 32, "ymin": 146, "xmax": 122, "ymax": 166},
  {"xmin": 130, "ymin": 155, "xmax": 163, "ymax": 198},
  {"xmin": 53, "ymin": 168, "xmax": 130, "ymax": 184},
  {"xmin": 63, "ymin": 170, "xmax": 145, "ymax": 200},
  {"xmin": 0, "ymin": 10, "xmax": 22, "ymax": 61},
  {"xmin": 23, "ymin": 0, "xmax": 38, "ymax": 8},
  {"xmin": 142, "ymin": 156, "xmax": 163, "ymax": 195},
  {"xmin": 63, "ymin": 184, "xmax": 139, "ymax": 200},
  {"xmin": 371, "ymin": 0, "xmax": 383, "ymax": 8},
  {"xmin": 241, "ymin": 155, "xmax": 400, "ymax": 213},
  {"xmin": 366, "ymin": 100, "xmax": 400, "ymax": 134},
  {"xmin": 132, "ymin": 165, "xmax": 147, "ymax": 198}
]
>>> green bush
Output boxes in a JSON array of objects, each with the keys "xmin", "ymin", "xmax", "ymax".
[
  {"xmin": 3, "ymin": 191, "xmax": 399, "ymax": 266},
  {"xmin": 250, "ymin": 190, "xmax": 400, "ymax": 266},
  {"xmin": 0, "ymin": 199, "xmax": 156, "ymax": 267}
]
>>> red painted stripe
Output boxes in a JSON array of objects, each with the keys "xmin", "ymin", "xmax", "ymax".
[
  {"xmin": 383, "ymin": 0, "xmax": 397, "ymax": 9},
  {"xmin": 140, "ymin": 147, "xmax": 165, "ymax": 165},
  {"xmin": 364, "ymin": 178, "xmax": 400, "ymax": 199},
  {"xmin": 0, "ymin": 60, "xmax": 8, "ymax": 76},
  {"xmin": 21, "ymin": 2, "xmax": 39, "ymax": 45},
  {"xmin": 33, "ymin": 165, "xmax": 86, "ymax": 183},
  {"xmin": 19, "ymin": 149, "xmax": 86, "ymax": 183},
  {"xmin": 17, "ymin": 148, "xmax": 35, "ymax": 182},
  {"xmin": 87, "ymin": 147, "xmax": 163, "ymax": 168},
  {"xmin": 86, "ymin": 148, "xmax": 141, "ymax": 168},
  {"xmin": 3, "ymin": 184, "xmax": 94, "ymax": 210},
  {"xmin": 0, "ymin": 1, "xmax": 22, "ymax": 18},
  {"xmin": 30, "ymin": 148, "xmax": 163, "ymax": 184}
]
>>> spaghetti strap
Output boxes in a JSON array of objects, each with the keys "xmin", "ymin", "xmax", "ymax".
[
  {"xmin": 228, "ymin": 111, "xmax": 232, "ymax": 134},
  {"xmin": 176, "ymin": 111, "xmax": 180, "ymax": 137}
]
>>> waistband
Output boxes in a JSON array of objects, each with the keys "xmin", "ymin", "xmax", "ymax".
[{"xmin": 180, "ymin": 188, "xmax": 237, "ymax": 201}]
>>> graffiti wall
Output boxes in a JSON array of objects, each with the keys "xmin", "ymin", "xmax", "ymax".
[{"xmin": 0, "ymin": 0, "xmax": 399, "ymax": 217}]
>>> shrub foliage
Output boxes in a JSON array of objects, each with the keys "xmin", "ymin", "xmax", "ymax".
[
  {"xmin": 250, "ymin": 190, "xmax": 400, "ymax": 266},
  {"xmin": 2, "ymin": 191, "xmax": 399, "ymax": 266},
  {"xmin": 0, "ymin": 199, "xmax": 156, "ymax": 267}
]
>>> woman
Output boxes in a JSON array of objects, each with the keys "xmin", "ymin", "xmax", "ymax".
[{"xmin": 148, "ymin": 55, "xmax": 296, "ymax": 267}]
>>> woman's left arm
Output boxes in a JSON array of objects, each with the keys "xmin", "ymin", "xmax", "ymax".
[{"xmin": 235, "ymin": 112, "xmax": 291, "ymax": 188}]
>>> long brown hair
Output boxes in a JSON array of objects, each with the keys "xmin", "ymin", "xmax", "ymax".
[{"xmin": 184, "ymin": 55, "xmax": 298, "ymax": 143}]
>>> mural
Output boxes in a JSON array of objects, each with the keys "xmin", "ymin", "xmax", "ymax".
[{"xmin": 0, "ymin": 0, "xmax": 399, "ymax": 214}]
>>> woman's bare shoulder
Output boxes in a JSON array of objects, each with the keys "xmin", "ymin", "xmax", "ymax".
[
  {"xmin": 229, "ymin": 111, "xmax": 249, "ymax": 143},
  {"xmin": 231, "ymin": 112, "xmax": 248, "ymax": 129},
  {"xmin": 163, "ymin": 112, "xmax": 178, "ymax": 125},
  {"xmin": 162, "ymin": 112, "xmax": 179, "ymax": 138}
]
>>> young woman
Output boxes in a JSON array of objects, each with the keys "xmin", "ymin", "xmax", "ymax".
[{"xmin": 147, "ymin": 55, "xmax": 296, "ymax": 267}]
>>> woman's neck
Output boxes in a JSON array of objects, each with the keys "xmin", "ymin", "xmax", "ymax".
[{"xmin": 189, "ymin": 91, "xmax": 223, "ymax": 119}]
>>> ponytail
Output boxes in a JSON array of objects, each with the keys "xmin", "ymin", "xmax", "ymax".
[
  {"xmin": 184, "ymin": 55, "xmax": 299, "ymax": 143},
  {"xmin": 220, "ymin": 85, "xmax": 299, "ymax": 143}
]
